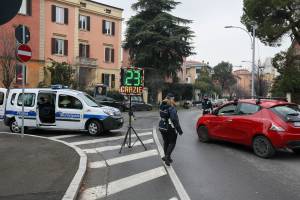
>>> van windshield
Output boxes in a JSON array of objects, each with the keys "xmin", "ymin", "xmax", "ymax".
[{"xmin": 79, "ymin": 94, "xmax": 99, "ymax": 107}]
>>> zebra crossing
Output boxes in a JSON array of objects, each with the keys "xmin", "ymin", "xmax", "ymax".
[{"xmin": 50, "ymin": 130, "xmax": 179, "ymax": 200}]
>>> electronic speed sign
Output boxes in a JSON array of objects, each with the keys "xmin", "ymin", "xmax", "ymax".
[{"xmin": 120, "ymin": 67, "xmax": 144, "ymax": 95}]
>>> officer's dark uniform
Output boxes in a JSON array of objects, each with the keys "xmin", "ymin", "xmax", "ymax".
[
  {"xmin": 202, "ymin": 98, "xmax": 213, "ymax": 115},
  {"xmin": 159, "ymin": 97, "xmax": 183, "ymax": 166}
]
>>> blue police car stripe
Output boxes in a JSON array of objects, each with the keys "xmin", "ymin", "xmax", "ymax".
[
  {"xmin": 6, "ymin": 110, "xmax": 37, "ymax": 118},
  {"xmin": 83, "ymin": 114, "xmax": 107, "ymax": 120}
]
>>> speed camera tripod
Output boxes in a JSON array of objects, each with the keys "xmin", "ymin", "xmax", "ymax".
[{"xmin": 119, "ymin": 95, "xmax": 147, "ymax": 153}]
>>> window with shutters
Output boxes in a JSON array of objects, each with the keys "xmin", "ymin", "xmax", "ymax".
[
  {"xmin": 102, "ymin": 20, "xmax": 115, "ymax": 36},
  {"xmin": 79, "ymin": 15, "xmax": 90, "ymax": 31},
  {"xmin": 111, "ymin": 74, "xmax": 115, "ymax": 89},
  {"xmin": 52, "ymin": 38, "xmax": 68, "ymax": 56},
  {"xmin": 104, "ymin": 47, "xmax": 114, "ymax": 63},
  {"xmin": 102, "ymin": 74, "xmax": 110, "ymax": 86},
  {"xmin": 18, "ymin": 0, "xmax": 31, "ymax": 16},
  {"xmin": 52, "ymin": 5, "xmax": 68, "ymax": 24},
  {"xmin": 79, "ymin": 44, "xmax": 90, "ymax": 58},
  {"xmin": 56, "ymin": 7, "xmax": 65, "ymax": 23}
]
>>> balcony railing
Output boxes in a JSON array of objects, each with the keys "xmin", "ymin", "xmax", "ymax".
[{"xmin": 76, "ymin": 57, "xmax": 98, "ymax": 68}]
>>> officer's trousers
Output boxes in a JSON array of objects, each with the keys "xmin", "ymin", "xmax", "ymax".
[{"xmin": 161, "ymin": 128, "xmax": 178, "ymax": 159}]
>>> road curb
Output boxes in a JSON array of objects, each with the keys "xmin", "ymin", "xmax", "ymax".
[{"xmin": 0, "ymin": 132, "xmax": 87, "ymax": 200}]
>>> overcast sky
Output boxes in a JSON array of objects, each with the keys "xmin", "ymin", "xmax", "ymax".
[{"xmin": 97, "ymin": 0, "xmax": 291, "ymax": 68}]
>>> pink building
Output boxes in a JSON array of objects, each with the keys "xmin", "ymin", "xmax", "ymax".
[
  {"xmin": 0, "ymin": 0, "xmax": 123, "ymax": 90},
  {"xmin": 44, "ymin": 0, "xmax": 123, "ymax": 89}
]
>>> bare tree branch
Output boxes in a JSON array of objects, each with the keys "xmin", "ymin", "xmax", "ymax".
[{"xmin": 0, "ymin": 29, "xmax": 17, "ymax": 89}]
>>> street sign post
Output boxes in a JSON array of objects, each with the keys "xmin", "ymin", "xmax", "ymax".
[
  {"xmin": 16, "ymin": 43, "xmax": 32, "ymax": 137},
  {"xmin": 16, "ymin": 44, "xmax": 32, "ymax": 62},
  {"xmin": 15, "ymin": 25, "xmax": 30, "ymax": 44}
]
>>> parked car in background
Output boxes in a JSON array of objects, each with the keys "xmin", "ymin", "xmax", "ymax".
[
  {"xmin": 124, "ymin": 95, "xmax": 152, "ymax": 111},
  {"xmin": 94, "ymin": 96, "xmax": 126, "ymax": 111},
  {"xmin": 196, "ymin": 98, "xmax": 300, "ymax": 158}
]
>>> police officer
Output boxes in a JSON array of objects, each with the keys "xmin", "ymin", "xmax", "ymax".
[
  {"xmin": 202, "ymin": 95, "xmax": 213, "ymax": 115},
  {"xmin": 158, "ymin": 93, "xmax": 183, "ymax": 166}
]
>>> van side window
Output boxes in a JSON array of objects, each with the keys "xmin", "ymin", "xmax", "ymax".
[
  {"xmin": 58, "ymin": 95, "xmax": 83, "ymax": 109},
  {"xmin": 11, "ymin": 93, "xmax": 16, "ymax": 105},
  {"xmin": 17, "ymin": 93, "xmax": 36, "ymax": 107},
  {"xmin": 0, "ymin": 92, "xmax": 4, "ymax": 105}
]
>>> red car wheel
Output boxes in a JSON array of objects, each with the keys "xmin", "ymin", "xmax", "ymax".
[
  {"xmin": 197, "ymin": 126, "xmax": 210, "ymax": 143},
  {"xmin": 252, "ymin": 136, "xmax": 275, "ymax": 158}
]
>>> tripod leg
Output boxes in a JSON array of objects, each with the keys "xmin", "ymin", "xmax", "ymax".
[
  {"xmin": 131, "ymin": 127, "xmax": 147, "ymax": 151},
  {"xmin": 119, "ymin": 128, "xmax": 130, "ymax": 154}
]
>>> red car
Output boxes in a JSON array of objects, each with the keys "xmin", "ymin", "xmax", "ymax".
[{"xmin": 196, "ymin": 99, "xmax": 300, "ymax": 158}]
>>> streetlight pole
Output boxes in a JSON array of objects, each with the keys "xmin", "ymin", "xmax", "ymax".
[{"xmin": 225, "ymin": 25, "xmax": 257, "ymax": 98}]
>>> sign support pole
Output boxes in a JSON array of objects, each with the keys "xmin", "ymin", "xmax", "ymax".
[{"xmin": 21, "ymin": 25, "xmax": 25, "ymax": 138}]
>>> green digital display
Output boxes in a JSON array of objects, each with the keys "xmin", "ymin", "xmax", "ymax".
[
  {"xmin": 120, "ymin": 68, "xmax": 144, "ymax": 94},
  {"xmin": 122, "ymin": 68, "xmax": 143, "ymax": 87}
]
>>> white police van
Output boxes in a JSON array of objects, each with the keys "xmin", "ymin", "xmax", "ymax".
[{"xmin": 0, "ymin": 86, "xmax": 123, "ymax": 136}]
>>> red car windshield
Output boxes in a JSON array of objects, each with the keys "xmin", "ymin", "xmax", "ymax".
[{"xmin": 270, "ymin": 104, "xmax": 300, "ymax": 122}]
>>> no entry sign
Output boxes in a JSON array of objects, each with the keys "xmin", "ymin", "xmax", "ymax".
[{"xmin": 16, "ymin": 44, "xmax": 32, "ymax": 63}]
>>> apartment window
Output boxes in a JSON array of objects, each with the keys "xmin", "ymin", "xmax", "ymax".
[
  {"xmin": 18, "ymin": 0, "xmax": 32, "ymax": 16},
  {"xmin": 16, "ymin": 64, "xmax": 27, "ymax": 84},
  {"xmin": 104, "ymin": 47, "xmax": 114, "ymax": 63},
  {"xmin": 79, "ymin": 43, "xmax": 90, "ymax": 58},
  {"xmin": 102, "ymin": 20, "xmax": 115, "ymax": 35},
  {"xmin": 79, "ymin": 15, "xmax": 90, "ymax": 31},
  {"xmin": 52, "ymin": 5, "xmax": 68, "ymax": 24},
  {"xmin": 51, "ymin": 38, "xmax": 68, "ymax": 56},
  {"xmin": 102, "ymin": 74, "xmax": 110, "ymax": 86},
  {"xmin": 101, "ymin": 74, "xmax": 115, "ymax": 88},
  {"xmin": 111, "ymin": 74, "xmax": 115, "ymax": 89}
]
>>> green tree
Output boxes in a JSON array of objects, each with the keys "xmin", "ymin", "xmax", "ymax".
[
  {"xmin": 194, "ymin": 69, "xmax": 220, "ymax": 97},
  {"xmin": 271, "ymin": 45, "xmax": 300, "ymax": 99},
  {"xmin": 241, "ymin": 0, "xmax": 300, "ymax": 46},
  {"xmin": 212, "ymin": 62, "xmax": 236, "ymax": 97},
  {"xmin": 124, "ymin": 0, "xmax": 194, "ymax": 100},
  {"xmin": 41, "ymin": 59, "xmax": 76, "ymax": 88}
]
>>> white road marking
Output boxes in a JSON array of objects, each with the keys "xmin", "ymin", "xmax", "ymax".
[
  {"xmin": 169, "ymin": 197, "xmax": 179, "ymax": 200},
  {"xmin": 88, "ymin": 161, "xmax": 106, "ymax": 168},
  {"xmin": 89, "ymin": 149, "xmax": 158, "ymax": 169},
  {"xmin": 80, "ymin": 166, "xmax": 167, "ymax": 200},
  {"xmin": 49, "ymin": 134, "xmax": 80, "ymax": 139},
  {"xmin": 70, "ymin": 132, "xmax": 152, "ymax": 146},
  {"xmin": 82, "ymin": 139, "xmax": 154, "ymax": 154},
  {"xmin": 79, "ymin": 185, "xmax": 106, "ymax": 200},
  {"xmin": 153, "ymin": 127, "xmax": 191, "ymax": 200}
]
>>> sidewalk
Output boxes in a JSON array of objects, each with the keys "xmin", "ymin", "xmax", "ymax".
[{"xmin": 0, "ymin": 133, "xmax": 80, "ymax": 200}]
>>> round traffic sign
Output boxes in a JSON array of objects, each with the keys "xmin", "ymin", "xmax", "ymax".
[
  {"xmin": 16, "ymin": 44, "xmax": 32, "ymax": 63},
  {"xmin": 0, "ymin": 0, "xmax": 22, "ymax": 25},
  {"xmin": 15, "ymin": 25, "xmax": 30, "ymax": 44}
]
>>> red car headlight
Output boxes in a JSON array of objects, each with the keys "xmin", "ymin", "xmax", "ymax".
[{"xmin": 270, "ymin": 123, "xmax": 285, "ymax": 132}]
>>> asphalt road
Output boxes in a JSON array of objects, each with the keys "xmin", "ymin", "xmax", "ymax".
[
  {"xmin": 1, "ymin": 109, "xmax": 300, "ymax": 200},
  {"xmin": 174, "ymin": 108, "xmax": 300, "ymax": 200}
]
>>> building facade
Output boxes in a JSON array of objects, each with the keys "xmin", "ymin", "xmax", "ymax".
[
  {"xmin": 233, "ymin": 69, "xmax": 252, "ymax": 97},
  {"xmin": 0, "ymin": 0, "xmax": 123, "ymax": 90},
  {"xmin": 178, "ymin": 60, "xmax": 211, "ymax": 84},
  {"xmin": 0, "ymin": 0, "xmax": 43, "ymax": 88}
]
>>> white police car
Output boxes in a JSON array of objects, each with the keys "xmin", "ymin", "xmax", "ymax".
[{"xmin": 0, "ymin": 86, "xmax": 123, "ymax": 136}]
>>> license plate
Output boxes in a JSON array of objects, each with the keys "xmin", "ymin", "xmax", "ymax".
[{"xmin": 294, "ymin": 122, "xmax": 300, "ymax": 127}]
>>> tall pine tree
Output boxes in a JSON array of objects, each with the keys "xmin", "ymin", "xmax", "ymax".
[{"xmin": 124, "ymin": 0, "xmax": 194, "ymax": 99}]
